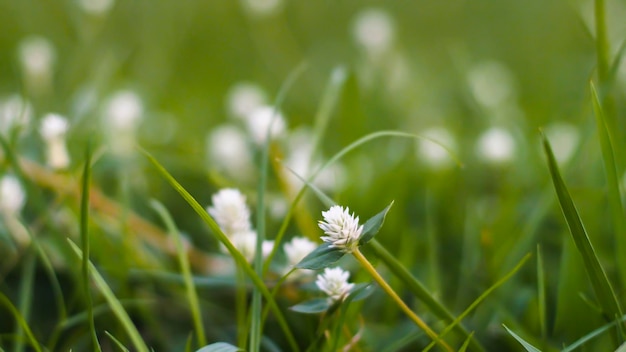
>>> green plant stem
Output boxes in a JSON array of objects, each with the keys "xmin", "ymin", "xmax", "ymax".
[
  {"xmin": 595, "ymin": 0, "xmax": 610, "ymax": 83},
  {"xmin": 352, "ymin": 248, "xmax": 453, "ymax": 352}
]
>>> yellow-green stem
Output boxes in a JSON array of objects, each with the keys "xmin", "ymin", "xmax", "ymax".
[{"xmin": 352, "ymin": 248, "xmax": 453, "ymax": 352}]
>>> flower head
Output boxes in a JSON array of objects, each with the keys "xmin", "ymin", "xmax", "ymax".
[
  {"xmin": 316, "ymin": 267, "xmax": 354, "ymax": 302},
  {"xmin": 284, "ymin": 236, "xmax": 317, "ymax": 267},
  {"xmin": 244, "ymin": 105, "xmax": 286, "ymax": 146},
  {"xmin": 318, "ymin": 205, "xmax": 363, "ymax": 252},
  {"xmin": 207, "ymin": 188, "xmax": 252, "ymax": 236},
  {"xmin": 221, "ymin": 231, "xmax": 273, "ymax": 263},
  {"xmin": 0, "ymin": 175, "xmax": 26, "ymax": 215}
]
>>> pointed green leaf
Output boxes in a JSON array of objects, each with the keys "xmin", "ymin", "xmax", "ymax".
[
  {"xmin": 503, "ymin": 325, "xmax": 542, "ymax": 352},
  {"xmin": 295, "ymin": 242, "xmax": 345, "ymax": 270},
  {"xmin": 347, "ymin": 283, "xmax": 375, "ymax": 302},
  {"xmin": 359, "ymin": 201, "xmax": 394, "ymax": 245},
  {"xmin": 196, "ymin": 342, "xmax": 243, "ymax": 352},
  {"xmin": 542, "ymin": 134, "xmax": 623, "ymax": 324},
  {"xmin": 290, "ymin": 298, "xmax": 332, "ymax": 314}
]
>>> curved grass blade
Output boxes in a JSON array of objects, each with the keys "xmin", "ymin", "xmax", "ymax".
[
  {"xmin": 458, "ymin": 332, "xmax": 475, "ymax": 352},
  {"xmin": 105, "ymin": 331, "xmax": 130, "ymax": 352},
  {"xmin": 196, "ymin": 342, "xmax": 243, "ymax": 352},
  {"xmin": 13, "ymin": 251, "xmax": 35, "ymax": 352},
  {"xmin": 79, "ymin": 140, "xmax": 102, "ymax": 352},
  {"xmin": 141, "ymin": 150, "xmax": 299, "ymax": 352},
  {"xmin": 542, "ymin": 134, "xmax": 623, "ymax": 327},
  {"xmin": 0, "ymin": 293, "xmax": 42, "ymax": 352},
  {"xmin": 502, "ymin": 324, "xmax": 541, "ymax": 352},
  {"xmin": 590, "ymin": 82, "xmax": 626, "ymax": 288},
  {"xmin": 150, "ymin": 199, "xmax": 206, "ymax": 347},
  {"xmin": 68, "ymin": 240, "xmax": 150, "ymax": 352},
  {"xmin": 562, "ymin": 314, "xmax": 626, "ymax": 352},
  {"xmin": 423, "ymin": 253, "xmax": 532, "ymax": 351}
]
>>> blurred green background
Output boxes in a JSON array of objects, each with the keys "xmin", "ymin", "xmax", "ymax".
[{"xmin": 1, "ymin": 0, "xmax": 626, "ymax": 350}]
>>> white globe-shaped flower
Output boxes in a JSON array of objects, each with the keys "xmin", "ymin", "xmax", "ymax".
[
  {"xmin": 476, "ymin": 127, "xmax": 516, "ymax": 163},
  {"xmin": 315, "ymin": 267, "xmax": 354, "ymax": 302},
  {"xmin": 245, "ymin": 105, "xmax": 286, "ymax": 146},
  {"xmin": 318, "ymin": 205, "xmax": 364, "ymax": 253},
  {"xmin": 207, "ymin": 188, "xmax": 253, "ymax": 236},
  {"xmin": 0, "ymin": 175, "xmax": 26, "ymax": 215},
  {"xmin": 284, "ymin": 236, "xmax": 317, "ymax": 267}
]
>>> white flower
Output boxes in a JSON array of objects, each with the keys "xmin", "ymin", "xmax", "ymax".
[
  {"xmin": 226, "ymin": 82, "xmax": 267, "ymax": 119},
  {"xmin": 417, "ymin": 127, "xmax": 456, "ymax": 169},
  {"xmin": 476, "ymin": 127, "xmax": 515, "ymax": 163},
  {"xmin": 284, "ymin": 236, "xmax": 317, "ymax": 267},
  {"xmin": 0, "ymin": 175, "xmax": 26, "ymax": 215},
  {"xmin": 40, "ymin": 113, "xmax": 70, "ymax": 169},
  {"xmin": 102, "ymin": 90, "xmax": 144, "ymax": 156},
  {"xmin": 207, "ymin": 188, "xmax": 252, "ymax": 236},
  {"xmin": 316, "ymin": 267, "xmax": 354, "ymax": 302},
  {"xmin": 245, "ymin": 105, "xmax": 286, "ymax": 146},
  {"xmin": 544, "ymin": 122, "xmax": 579, "ymax": 164},
  {"xmin": 223, "ymin": 231, "xmax": 273, "ymax": 263},
  {"xmin": 78, "ymin": 0, "xmax": 115, "ymax": 15},
  {"xmin": 318, "ymin": 205, "xmax": 364, "ymax": 252},
  {"xmin": 18, "ymin": 36, "xmax": 56, "ymax": 94},
  {"xmin": 467, "ymin": 61, "xmax": 515, "ymax": 109},
  {"xmin": 240, "ymin": 0, "xmax": 282, "ymax": 17},
  {"xmin": 0, "ymin": 95, "xmax": 33, "ymax": 136},
  {"xmin": 352, "ymin": 9, "xmax": 395, "ymax": 57},
  {"xmin": 206, "ymin": 124, "xmax": 253, "ymax": 178}
]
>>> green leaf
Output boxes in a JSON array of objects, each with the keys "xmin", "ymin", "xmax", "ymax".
[
  {"xmin": 105, "ymin": 331, "xmax": 130, "ymax": 352},
  {"xmin": 196, "ymin": 342, "xmax": 243, "ymax": 352},
  {"xmin": 290, "ymin": 298, "xmax": 332, "ymax": 314},
  {"xmin": 542, "ymin": 134, "xmax": 623, "ymax": 325},
  {"xmin": 502, "ymin": 325, "xmax": 542, "ymax": 352},
  {"xmin": 0, "ymin": 292, "xmax": 41, "ymax": 352},
  {"xmin": 295, "ymin": 242, "xmax": 345, "ymax": 270},
  {"xmin": 562, "ymin": 314, "xmax": 626, "ymax": 352},
  {"xmin": 348, "ymin": 283, "xmax": 375, "ymax": 302},
  {"xmin": 458, "ymin": 332, "xmax": 475, "ymax": 352},
  {"xmin": 359, "ymin": 201, "xmax": 394, "ymax": 245}
]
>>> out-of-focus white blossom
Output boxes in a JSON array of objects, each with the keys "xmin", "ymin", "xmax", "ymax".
[
  {"xmin": 206, "ymin": 124, "xmax": 254, "ymax": 178},
  {"xmin": 0, "ymin": 175, "xmax": 25, "ymax": 215},
  {"xmin": 417, "ymin": 127, "xmax": 457, "ymax": 169},
  {"xmin": 102, "ymin": 90, "xmax": 144, "ymax": 156},
  {"xmin": 352, "ymin": 9, "xmax": 395, "ymax": 57},
  {"xmin": 223, "ymin": 231, "xmax": 273, "ymax": 263},
  {"xmin": 40, "ymin": 113, "xmax": 70, "ymax": 170},
  {"xmin": 467, "ymin": 61, "xmax": 516, "ymax": 109},
  {"xmin": 77, "ymin": 0, "xmax": 115, "ymax": 15},
  {"xmin": 0, "ymin": 95, "xmax": 33, "ymax": 136},
  {"xmin": 319, "ymin": 205, "xmax": 364, "ymax": 253},
  {"xmin": 245, "ymin": 105, "xmax": 286, "ymax": 146},
  {"xmin": 476, "ymin": 127, "xmax": 516, "ymax": 163},
  {"xmin": 227, "ymin": 82, "xmax": 267, "ymax": 120},
  {"xmin": 316, "ymin": 267, "xmax": 354, "ymax": 302},
  {"xmin": 18, "ymin": 36, "xmax": 56, "ymax": 95},
  {"xmin": 207, "ymin": 188, "xmax": 253, "ymax": 236},
  {"xmin": 544, "ymin": 122, "xmax": 580, "ymax": 164},
  {"xmin": 240, "ymin": 0, "xmax": 282, "ymax": 17},
  {"xmin": 283, "ymin": 236, "xmax": 317, "ymax": 278}
]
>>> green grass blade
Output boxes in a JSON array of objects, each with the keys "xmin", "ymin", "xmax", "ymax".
[
  {"xmin": 590, "ymin": 82, "xmax": 626, "ymax": 287},
  {"xmin": 542, "ymin": 134, "xmax": 623, "ymax": 325},
  {"xmin": 562, "ymin": 314, "xmax": 626, "ymax": 352},
  {"xmin": 105, "ymin": 331, "xmax": 131, "ymax": 352},
  {"xmin": 457, "ymin": 332, "xmax": 475, "ymax": 352},
  {"xmin": 13, "ymin": 251, "xmax": 35, "ymax": 352},
  {"xmin": 537, "ymin": 245, "xmax": 547, "ymax": 339},
  {"xmin": 502, "ymin": 325, "xmax": 542, "ymax": 352},
  {"xmin": 368, "ymin": 239, "xmax": 485, "ymax": 352},
  {"xmin": 0, "ymin": 293, "xmax": 42, "ymax": 352},
  {"xmin": 68, "ymin": 240, "xmax": 150, "ymax": 352},
  {"xmin": 141, "ymin": 149, "xmax": 299, "ymax": 352},
  {"xmin": 79, "ymin": 140, "xmax": 102, "ymax": 352},
  {"xmin": 150, "ymin": 199, "xmax": 206, "ymax": 347},
  {"xmin": 423, "ymin": 253, "xmax": 532, "ymax": 351}
]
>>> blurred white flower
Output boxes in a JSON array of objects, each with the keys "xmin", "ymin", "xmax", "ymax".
[
  {"xmin": 319, "ymin": 205, "xmax": 364, "ymax": 253},
  {"xmin": 245, "ymin": 105, "xmax": 286, "ymax": 146},
  {"xmin": 227, "ymin": 82, "xmax": 267, "ymax": 120},
  {"xmin": 0, "ymin": 175, "xmax": 25, "ymax": 215},
  {"xmin": 18, "ymin": 36, "xmax": 56, "ymax": 95},
  {"xmin": 206, "ymin": 124, "xmax": 254, "ymax": 178},
  {"xmin": 0, "ymin": 95, "xmax": 33, "ymax": 136},
  {"xmin": 417, "ymin": 127, "xmax": 457, "ymax": 169},
  {"xmin": 352, "ymin": 9, "xmax": 395, "ymax": 57},
  {"xmin": 240, "ymin": 0, "xmax": 282, "ymax": 17},
  {"xmin": 316, "ymin": 267, "xmax": 354, "ymax": 302},
  {"xmin": 223, "ymin": 231, "xmax": 273, "ymax": 263},
  {"xmin": 544, "ymin": 122, "xmax": 579, "ymax": 164},
  {"xmin": 102, "ymin": 90, "xmax": 144, "ymax": 156},
  {"xmin": 284, "ymin": 236, "xmax": 317, "ymax": 267},
  {"xmin": 77, "ymin": 0, "xmax": 114, "ymax": 15},
  {"xmin": 467, "ymin": 61, "xmax": 516, "ymax": 109},
  {"xmin": 476, "ymin": 127, "xmax": 516, "ymax": 163},
  {"xmin": 207, "ymin": 188, "xmax": 253, "ymax": 236},
  {"xmin": 40, "ymin": 113, "xmax": 70, "ymax": 170}
]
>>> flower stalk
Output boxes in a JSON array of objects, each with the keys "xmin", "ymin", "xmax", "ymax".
[{"xmin": 352, "ymin": 248, "xmax": 453, "ymax": 352}]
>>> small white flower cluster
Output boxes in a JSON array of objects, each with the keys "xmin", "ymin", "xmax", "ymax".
[
  {"xmin": 319, "ymin": 205, "xmax": 364, "ymax": 253},
  {"xmin": 39, "ymin": 113, "xmax": 70, "ymax": 170},
  {"xmin": 0, "ymin": 174, "xmax": 30, "ymax": 245},
  {"xmin": 282, "ymin": 236, "xmax": 317, "ymax": 279},
  {"xmin": 315, "ymin": 267, "xmax": 354, "ymax": 302},
  {"xmin": 207, "ymin": 188, "xmax": 273, "ymax": 263},
  {"xmin": 18, "ymin": 36, "xmax": 56, "ymax": 95},
  {"xmin": 102, "ymin": 90, "xmax": 144, "ymax": 157}
]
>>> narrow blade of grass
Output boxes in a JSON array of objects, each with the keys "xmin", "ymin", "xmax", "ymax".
[
  {"xmin": 141, "ymin": 149, "xmax": 299, "ymax": 352},
  {"xmin": 542, "ymin": 134, "xmax": 623, "ymax": 326},
  {"xmin": 13, "ymin": 251, "xmax": 35, "ymax": 352},
  {"xmin": 423, "ymin": 253, "xmax": 532, "ymax": 351},
  {"xmin": 502, "ymin": 324, "xmax": 542, "ymax": 352},
  {"xmin": 590, "ymin": 82, "xmax": 626, "ymax": 287},
  {"xmin": 0, "ymin": 293, "xmax": 42, "ymax": 352},
  {"xmin": 562, "ymin": 314, "xmax": 626, "ymax": 352},
  {"xmin": 79, "ymin": 140, "xmax": 101, "ymax": 352},
  {"xmin": 537, "ymin": 245, "xmax": 547, "ymax": 339},
  {"xmin": 458, "ymin": 332, "xmax": 475, "ymax": 352},
  {"xmin": 105, "ymin": 331, "xmax": 130, "ymax": 352},
  {"xmin": 67, "ymin": 240, "xmax": 150, "ymax": 352},
  {"xmin": 150, "ymin": 199, "xmax": 206, "ymax": 347}
]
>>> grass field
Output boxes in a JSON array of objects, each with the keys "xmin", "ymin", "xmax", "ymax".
[{"xmin": 1, "ymin": 0, "xmax": 626, "ymax": 351}]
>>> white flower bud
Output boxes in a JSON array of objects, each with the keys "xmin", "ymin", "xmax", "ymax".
[{"xmin": 315, "ymin": 267, "xmax": 354, "ymax": 302}]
